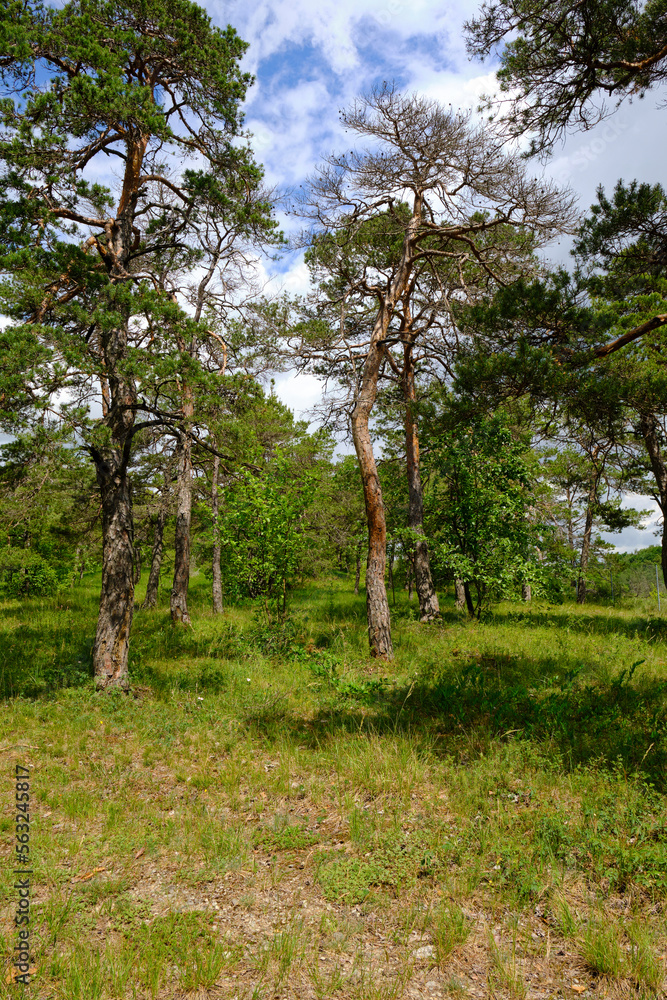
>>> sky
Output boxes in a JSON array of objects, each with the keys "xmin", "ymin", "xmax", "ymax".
[{"xmin": 199, "ymin": 0, "xmax": 666, "ymax": 552}]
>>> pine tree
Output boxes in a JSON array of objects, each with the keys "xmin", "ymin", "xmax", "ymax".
[{"xmin": 0, "ymin": 0, "xmax": 274, "ymax": 688}]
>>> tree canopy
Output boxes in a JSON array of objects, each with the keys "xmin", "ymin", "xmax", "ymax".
[{"xmin": 465, "ymin": 0, "xmax": 667, "ymax": 152}]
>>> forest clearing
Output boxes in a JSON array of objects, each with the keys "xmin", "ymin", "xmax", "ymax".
[
  {"xmin": 2, "ymin": 0, "xmax": 667, "ymax": 996},
  {"xmin": 1, "ymin": 573, "xmax": 666, "ymax": 999}
]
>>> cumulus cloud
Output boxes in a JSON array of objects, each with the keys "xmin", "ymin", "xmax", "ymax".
[
  {"xmin": 600, "ymin": 495, "xmax": 662, "ymax": 553},
  {"xmin": 204, "ymin": 0, "xmax": 664, "ymax": 550},
  {"xmin": 213, "ymin": 0, "xmax": 498, "ymax": 287},
  {"xmin": 213, "ymin": 0, "xmax": 663, "ymax": 312}
]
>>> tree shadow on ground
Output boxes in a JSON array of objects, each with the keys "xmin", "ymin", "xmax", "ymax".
[
  {"xmin": 487, "ymin": 605, "xmax": 667, "ymax": 643},
  {"xmin": 0, "ymin": 622, "xmax": 95, "ymax": 698},
  {"xmin": 243, "ymin": 652, "xmax": 667, "ymax": 792}
]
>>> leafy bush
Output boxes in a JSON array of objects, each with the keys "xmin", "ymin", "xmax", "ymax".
[
  {"xmin": 424, "ymin": 414, "xmax": 544, "ymax": 617},
  {"xmin": 1, "ymin": 551, "xmax": 60, "ymax": 597}
]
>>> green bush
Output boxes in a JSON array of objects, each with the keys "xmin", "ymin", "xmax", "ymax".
[{"xmin": 3, "ymin": 555, "xmax": 59, "ymax": 597}]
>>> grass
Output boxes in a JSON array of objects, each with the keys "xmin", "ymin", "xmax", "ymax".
[{"xmin": 0, "ymin": 571, "xmax": 666, "ymax": 998}]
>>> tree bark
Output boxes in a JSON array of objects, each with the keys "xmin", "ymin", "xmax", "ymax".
[
  {"xmin": 351, "ymin": 313, "xmax": 394, "ymax": 657},
  {"xmin": 404, "ymin": 342, "xmax": 440, "ymax": 621},
  {"xmin": 92, "ymin": 462, "xmax": 134, "ymax": 690},
  {"xmin": 352, "ymin": 393, "xmax": 393, "ymax": 657},
  {"xmin": 639, "ymin": 411, "xmax": 667, "ymax": 588},
  {"xmin": 463, "ymin": 581, "xmax": 475, "ymax": 618},
  {"xmin": 142, "ymin": 510, "xmax": 165, "ymax": 609},
  {"xmin": 90, "ymin": 131, "xmax": 148, "ymax": 689},
  {"xmin": 521, "ymin": 583, "xmax": 532, "ymax": 602},
  {"xmin": 576, "ymin": 495, "xmax": 596, "ymax": 604},
  {"xmin": 170, "ymin": 429, "xmax": 192, "ymax": 626},
  {"xmin": 350, "ymin": 194, "xmax": 423, "ymax": 658},
  {"xmin": 211, "ymin": 454, "xmax": 223, "ymax": 614},
  {"xmin": 455, "ymin": 578, "xmax": 466, "ymax": 609},
  {"xmin": 90, "ymin": 324, "xmax": 137, "ymax": 690},
  {"xmin": 170, "ymin": 317, "xmax": 196, "ymax": 625}
]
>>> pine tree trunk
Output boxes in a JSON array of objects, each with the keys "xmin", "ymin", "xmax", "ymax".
[
  {"xmin": 404, "ymin": 343, "xmax": 440, "ymax": 621},
  {"xmin": 91, "ymin": 133, "xmax": 148, "ymax": 690},
  {"xmin": 521, "ymin": 583, "xmax": 532, "ymax": 602},
  {"xmin": 566, "ymin": 492, "xmax": 578, "ymax": 591},
  {"xmin": 576, "ymin": 500, "xmax": 595, "ymax": 604},
  {"xmin": 142, "ymin": 511, "xmax": 165, "ymax": 609},
  {"xmin": 455, "ymin": 578, "xmax": 466, "ymax": 609},
  {"xmin": 353, "ymin": 409, "xmax": 393, "ymax": 657},
  {"xmin": 90, "ymin": 316, "xmax": 137, "ymax": 690},
  {"xmin": 211, "ymin": 455, "xmax": 223, "ymax": 614},
  {"xmin": 92, "ymin": 465, "xmax": 134, "ymax": 690},
  {"xmin": 350, "ymin": 195, "xmax": 422, "ymax": 658},
  {"xmin": 351, "ymin": 330, "xmax": 393, "ymax": 658},
  {"xmin": 639, "ymin": 412, "xmax": 667, "ymax": 588},
  {"xmin": 171, "ymin": 430, "xmax": 192, "ymax": 625}
]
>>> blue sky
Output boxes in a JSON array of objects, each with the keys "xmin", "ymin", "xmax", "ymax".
[{"xmin": 203, "ymin": 0, "xmax": 667, "ymax": 551}]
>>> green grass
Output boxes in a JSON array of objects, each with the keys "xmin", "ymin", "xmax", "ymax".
[{"xmin": 0, "ymin": 571, "xmax": 666, "ymax": 998}]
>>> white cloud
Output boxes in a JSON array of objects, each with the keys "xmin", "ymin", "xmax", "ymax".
[
  {"xmin": 214, "ymin": 0, "xmax": 666, "ymax": 549},
  {"xmin": 218, "ymin": 0, "xmax": 473, "ymax": 76},
  {"xmin": 600, "ymin": 494, "xmax": 662, "ymax": 554},
  {"xmin": 273, "ymin": 371, "xmax": 324, "ymax": 421}
]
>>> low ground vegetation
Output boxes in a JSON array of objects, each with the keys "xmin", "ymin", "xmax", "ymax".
[{"xmin": 1, "ymin": 573, "xmax": 666, "ymax": 999}]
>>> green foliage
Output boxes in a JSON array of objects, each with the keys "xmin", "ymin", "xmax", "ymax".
[
  {"xmin": 253, "ymin": 818, "xmax": 320, "ymax": 852},
  {"xmin": 0, "ymin": 426, "xmax": 100, "ymax": 594},
  {"xmin": 430, "ymin": 903, "xmax": 472, "ymax": 964},
  {"xmin": 304, "ymin": 455, "xmax": 366, "ymax": 577},
  {"xmin": 306, "ymin": 650, "xmax": 389, "ymax": 703},
  {"xmin": 316, "ymin": 834, "xmax": 422, "ymax": 903},
  {"xmin": 424, "ymin": 412, "xmax": 542, "ymax": 615},
  {"xmin": 575, "ymin": 180, "xmax": 667, "ymax": 288},
  {"xmin": 612, "ymin": 545, "xmax": 664, "ymax": 598},
  {"xmin": 0, "ymin": 0, "xmax": 278, "ymax": 572},
  {"xmin": 465, "ymin": 0, "xmax": 667, "ymax": 152},
  {"xmin": 0, "ymin": 550, "xmax": 59, "ymax": 597},
  {"xmin": 215, "ymin": 453, "xmax": 317, "ymax": 614}
]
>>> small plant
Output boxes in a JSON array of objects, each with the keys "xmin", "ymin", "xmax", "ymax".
[
  {"xmin": 580, "ymin": 921, "xmax": 623, "ymax": 978},
  {"xmin": 179, "ymin": 941, "xmax": 228, "ymax": 991},
  {"xmin": 350, "ymin": 961, "xmax": 414, "ymax": 1000},
  {"xmin": 307, "ymin": 651, "xmax": 388, "ymax": 702},
  {"xmin": 627, "ymin": 922, "xmax": 664, "ymax": 991},
  {"xmin": 316, "ymin": 856, "xmax": 377, "ymax": 904},
  {"xmin": 248, "ymin": 610, "xmax": 307, "ymax": 656},
  {"xmin": 488, "ymin": 930, "xmax": 527, "ymax": 999},
  {"xmin": 270, "ymin": 918, "xmax": 307, "ymax": 984},
  {"xmin": 254, "ymin": 820, "xmax": 319, "ymax": 852},
  {"xmin": 430, "ymin": 902, "xmax": 472, "ymax": 964},
  {"xmin": 309, "ymin": 954, "xmax": 349, "ymax": 998},
  {"xmin": 551, "ymin": 893, "xmax": 579, "ymax": 938},
  {"xmin": 445, "ymin": 975, "xmax": 468, "ymax": 995}
]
